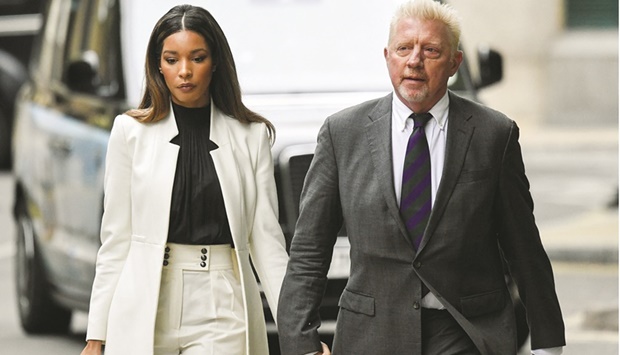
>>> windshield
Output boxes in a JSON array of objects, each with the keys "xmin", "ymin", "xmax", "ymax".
[
  {"xmin": 121, "ymin": 0, "xmax": 466, "ymax": 105},
  {"xmin": 208, "ymin": 0, "xmax": 397, "ymax": 94}
]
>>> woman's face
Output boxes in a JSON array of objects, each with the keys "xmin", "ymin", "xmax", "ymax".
[{"xmin": 160, "ymin": 30, "xmax": 214, "ymax": 108}]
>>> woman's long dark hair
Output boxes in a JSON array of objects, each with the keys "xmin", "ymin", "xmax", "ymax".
[{"xmin": 126, "ymin": 5, "xmax": 275, "ymax": 140}]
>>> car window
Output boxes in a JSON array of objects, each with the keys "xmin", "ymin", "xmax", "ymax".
[
  {"xmin": 33, "ymin": 0, "xmax": 71, "ymax": 85},
  {"xmin": 62, "ymin": 0, "xmax": 123, "ymax": 98},
  {"xmin": 0, "ymin": 0, "xmax": 41, "ymax": 15}
]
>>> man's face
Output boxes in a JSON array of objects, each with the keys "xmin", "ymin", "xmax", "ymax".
[{"xmin": 384, "ymin": 17, "xmax": 462, "ymax": 113}]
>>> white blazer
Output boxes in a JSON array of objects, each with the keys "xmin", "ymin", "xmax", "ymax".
[{"xmin": 86, "ymin": 103, "xmax": 289, "ymax": 355}]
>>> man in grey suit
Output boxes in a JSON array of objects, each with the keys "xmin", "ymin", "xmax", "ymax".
[{"xmin": 277, "ymin": 0, "xmax": 566, "ymax": 354}]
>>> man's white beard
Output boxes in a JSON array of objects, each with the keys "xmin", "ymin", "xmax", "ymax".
[{"xmin": 398, "ymin": 84, "xmax": 428, "ymax": 106}]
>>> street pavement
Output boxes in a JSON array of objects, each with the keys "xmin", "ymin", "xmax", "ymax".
[
  {"xmin": 520, "ymin": 125, "xmax": 618, "ymax": 265},
  {"xmin": 518, "ymin": 125, "xmax": 618, "ymax": 354}
]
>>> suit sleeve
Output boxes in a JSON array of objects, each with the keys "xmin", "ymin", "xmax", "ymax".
[
  {"xmin": 248, "ymin": 123, "xmax": 289, "ymax": 322},
  {"xmin": 277, "ymin": 118, "xmax": 343, "ymax": 355},
  {"xmin": 86, "ymin": 115, "xmax": 133, "ymax": 341},
  {"xmin": 496, "ymin": 121, "xmax": 566, "ymax": 349}
]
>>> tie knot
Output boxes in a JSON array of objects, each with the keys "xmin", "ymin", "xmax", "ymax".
[{"xmin": 411, "ymin": 112, "xmax": 432, "ymax": 128}]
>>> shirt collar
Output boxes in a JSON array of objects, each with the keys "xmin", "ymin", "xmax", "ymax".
[{"xmin": 392, "ymin": 91, "xmax": 449, "ymax": 132}]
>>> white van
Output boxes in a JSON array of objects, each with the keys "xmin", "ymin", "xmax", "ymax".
[{"xmin": 12, "ymin": 0, "xmax": 508, "ymax": 352}]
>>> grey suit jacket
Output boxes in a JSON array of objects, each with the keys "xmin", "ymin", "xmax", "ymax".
[{"xmin": 277, "ymin": 92, "xmax": 565, "ymax": 355}]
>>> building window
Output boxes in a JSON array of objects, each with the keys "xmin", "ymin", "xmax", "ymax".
[{"xmin": 565, "ymin": 0, "xmax": 618, "ymax": 28}]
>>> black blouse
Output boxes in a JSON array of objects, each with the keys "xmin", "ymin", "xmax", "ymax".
[{"xmin": 167, "ymin": 102, "xmax": 233, "ymax": 246}]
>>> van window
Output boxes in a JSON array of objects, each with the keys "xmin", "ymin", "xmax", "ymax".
[
  {"xmin": 33, "ymin": 0, "xmax": 73, "ymax": 85},
  {"xmin": 122, "ymin": 0, "xmax": 467, "ymax": 105},
  {"xmin": 124, "ymin": 0, "xmax": 464, "ymax": 100},
  {"xmin": 195, "ymin": 0, "xmax": 394, "ymax": 94},
  {"xmin": 211, "ymin": 0, "xmax": 466, "ymax": 94},
  {"xmin": 62, "ymin": 0, "xmax": 124, "ymax": 98}
]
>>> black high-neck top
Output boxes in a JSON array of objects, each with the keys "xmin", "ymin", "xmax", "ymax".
[{"xmin": 167, "ymin": 102, "xmax": 233, "ymax": 246}]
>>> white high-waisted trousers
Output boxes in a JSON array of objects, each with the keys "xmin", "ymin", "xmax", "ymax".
[{"xmin": 154, "ymin": 243, "xmax": 246, "ymax": 355}]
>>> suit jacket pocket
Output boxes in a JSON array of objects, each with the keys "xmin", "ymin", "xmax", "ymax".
[
  {"xmin": 457, "ymin": 168, "xmax": 492, "ymax": 184},
  {"xmin": 460, "ymin": 288, "xmax": 505, "ymax": 318},
  {"xmin": 339, "ymin": 289, "xmax": 375, "ymax": 316}
]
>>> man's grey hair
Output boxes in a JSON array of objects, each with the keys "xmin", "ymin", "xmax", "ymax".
[{"xmin": 388, "ymin": 0, "xmax": 462, "ymax": 53}]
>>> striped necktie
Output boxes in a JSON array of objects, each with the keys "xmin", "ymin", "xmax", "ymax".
[{"xmin": 400, "ymin": 112, "xmax": 433, "ymax": 250}]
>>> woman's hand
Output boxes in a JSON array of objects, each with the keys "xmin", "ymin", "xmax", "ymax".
[{"xmin": 80, "ymin": 340, "xmax": 103, "ymax": 355}]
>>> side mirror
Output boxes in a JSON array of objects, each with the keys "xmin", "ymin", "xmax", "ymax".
[
  {"xmin": 65, "ymin": 51, "xmax": 99, "ymax": 94},
  {"xmin": 476, "ymin": 46, "xmax": 503, "ymax": 89}
]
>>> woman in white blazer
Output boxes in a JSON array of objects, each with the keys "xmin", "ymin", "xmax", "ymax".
[{"xmin": 81, "ymin": 5, "xmax": 288, "ymax": 355}]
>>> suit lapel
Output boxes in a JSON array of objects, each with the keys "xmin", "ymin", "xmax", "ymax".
[
  {"xmin": 365, "ymin": 94, "xmax": 414, "ymax": 247},
  {"xmin": 209, "ymin": 104, "xmax": 243, "ymax": 247},
  {"xmin": 418, "ymin": 92, "xmax": 474, "ymax": 251},
  {"xmin": 144, "ymin": 110, "xmax": 179, "ymax": 244}
]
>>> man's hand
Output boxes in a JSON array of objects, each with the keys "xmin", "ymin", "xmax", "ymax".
[{"xmin": 319, "ymin": 341, "xmax": 331, "ymax": 355}]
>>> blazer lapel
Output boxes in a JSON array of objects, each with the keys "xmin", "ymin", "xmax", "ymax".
[
  {"xmin": 144, "ymin": 110, "xmax": 179, "ymax": 244},
  {"xmin": 365, "ymin": 94, "xmax": 414, "ymax": 247},
  {"xmin": 418, "ymin": 92, "xmax": 474, "ymax": 251},
  {"xmin": 209, "ymin": 104, "xmax": 243, "ymax": 247}
]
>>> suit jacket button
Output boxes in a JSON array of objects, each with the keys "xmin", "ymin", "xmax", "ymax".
[
  {"xmin": 413, "ymin": 302, "xmax": 420, "ymax": 310},
  {"xmin": 201, "ymin": 248, "xmax": 208, "ymax": 254},
  {"xmin": 200, "ymin": 261, "xmax": 207, "ymax": 268},
  {"xmin": 163, "ymin": 260, "xmax": 169, "ymax": 266},
  {"xmin": 414, "ymin": 261, "xmax": 422, "ymax": 269},
  {"xmin": 165, "ymin": 246, "xmax": 170, "ymax": 252},
  {"xmin": 164, "ymin": 253, "xmax": 170, "ymax": 259},
  {"xmin": 201, "ymin": 255, "xmax": 207, "ymax": 261}
]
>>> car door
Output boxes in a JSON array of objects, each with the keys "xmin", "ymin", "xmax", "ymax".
[{"xmin": 15, "ymin": 0, "xmax": 125, "ymax": 308}]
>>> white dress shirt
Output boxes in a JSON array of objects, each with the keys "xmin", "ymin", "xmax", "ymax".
[
  {"xmin": 391, "ymin": 90, "xmax": 448, "ymax": 310},
  {"xmin": 389, "ymin": 91, "xmax": 562, "ymax": 355}
]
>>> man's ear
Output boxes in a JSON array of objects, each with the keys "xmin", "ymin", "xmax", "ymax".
[{"xmin": 450, "ymin": 50, "xmax": 463, "ymax": 75}]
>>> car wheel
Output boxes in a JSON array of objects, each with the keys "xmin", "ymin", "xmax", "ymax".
[
  {"xmin": 0, "ymin": 109, "xmax": 11, "ymax": 170},
  {"xmin": 15, "ymin": 200, "xmax": 72, "ymax": 334}
]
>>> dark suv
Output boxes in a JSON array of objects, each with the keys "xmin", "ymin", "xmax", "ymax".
[{"xmin": 11, "ymin": 0, "xmax": 516, "ymax": 352}]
